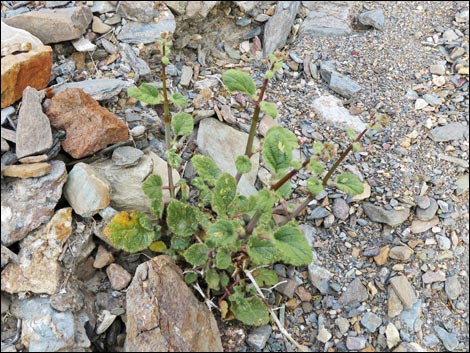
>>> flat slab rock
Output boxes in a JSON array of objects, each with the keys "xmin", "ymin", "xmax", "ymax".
[{"xmin": 125, "ymin": 255, "xmax": 223, "ymax": 352}]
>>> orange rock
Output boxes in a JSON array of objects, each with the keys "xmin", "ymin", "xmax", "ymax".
[{"xmin": 1, "ymin": 45, "xmax": 52, "ymax": 108}]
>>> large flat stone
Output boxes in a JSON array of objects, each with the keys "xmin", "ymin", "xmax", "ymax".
[
  {"xmin": 1, "ymin": 20, "xmax": 43, "ymax": 49},
  {"xmin": 362, "ymin": 202, "xmax": 410, "ymax": 227},
  {"xmin": 300, "ymin": 1, "xmax": 355, "ymax": 36},
  {"xmin": 49, "ymin": 78, "xmax": 130, "ymax": 101}
]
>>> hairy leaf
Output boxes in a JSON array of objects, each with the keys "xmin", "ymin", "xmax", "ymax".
[
  {"xmin": 171, "ymin": 112, "xmax": 193, "ymax": 136},
  {"xmin": 142, "ymin": 174, "xmax": 163, "ymax": 217},
  {"xmin": 259, "ymin": 101, "xmax": 278, "ymax": 119},
  {"xmin": 162, "ymin": 56, "xmax": 170, "ymax": 65},
  {"xmin": 170, "ymin": 93, "xmax": 188, "ymax": 108},
  {"xmin": 235, "ymin": 155, "xmax": 252, "ymax": 175},
  {"xmin": 184, "ymin": 243, "xmax": 209, "ymax": 266},
  {"xmin": 184, "ymin": 272, "xmax": 198, "ymax": 284},
  {"xmin": 170, "ymin": 236, "xmax": 191, "ymax": 251},
  {"xmin": 128, "ymin": 83, "xmax": 162, "ymax": 104},
  {"xmin": 252, "ymin": 268, "xmax": 279, "ymax": 287},
  {"xmin": 220, "ymin": 272, "xmax": 230, "ymax": 287},
  {"xmin": 263, "ymin": 126, "xmax": 298, "ymax": 174},
  {"xmin": 247, "ymin": 235, "xmax": 279, "ymax": 265},
  {"xmin": 222, "ymin": 69, "xmax": 256, "ymax": 97},
  {"xmin": 275, "ymin": 181, "xmax": 292, "ymax": 200},
  {"xmin": 205, "ymin": 268, "xmax": 220, "ymax": 290},
  {"xmin": 307, "ymin": 158, "xmax": 324, "ymax": 175},
  {"xmin": 306, "ymin": 177, "xmax": 324, "ymax": 195},
  {"xmin": 191, "ymin": 155, "xmax": 221, "ymax": 186},
  {"xmin": 313, "ymin": 141, "xmax": 324, "ymax": 154},
  {"xmin": 216, "ymin": 248, "xmax": 232, "ymax": 269},
  {"xmin": 167, "ymin": 200, "xmax": 198, "ymax": 237},
  {"xmin": 207, "ymin": 220, "xmax": 237, "ymax": 246},
  {"xmin": 166, "ymin": 148, "xmax": 182, "ymax": 168},
  {"xmin": 229, "ymin": 296, "xmax": 269, "ymax": 326},
  {"xmin": 104, "ymin": 211, "xmax": 158, "ymax": 252},
  {"xmin": 346, "ymin": 127, "xmax": 357, "ymax": 139},
  {"xmin": 335, "ymin": 172, "xmax": 364, "ymax": 195},
  {"xmin": 212, "ymin": 173, "xmax": 237, "ymax": 216},
  {"xmin": 273, "ymin": 224, "xmax": 313, "ymax": 266},
  {"xmin": 149, "ymin": 240, "xmax": 167, "ymax": 252}
]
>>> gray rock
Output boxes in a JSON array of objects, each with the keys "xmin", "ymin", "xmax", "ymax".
[
  {"xmin": 388, "ymin": 286, "xmax": 404, "ymax": 318},
  {"xmin": 430, "ymin": 122, "xmax": 468, "ymax": 142},
  {"xmin": 358, "ymin": 8, "xmax": 385, "ymax": 30},
  {"xmin": 399, "ymin": 300, "xmax": 422, "ymax": 330},
  {"xmin": 338, "ymin": 278, "xmax": 368, "ymax": 307},
  {"xmin": 90, "ymin": 1, "xmax": 117, "ymax": 13},
  {"xmin": 1, "ymin": 137, "xmax": 10, "ymax": 152},
  {"xmin": 1, "ymin": 245, "xmax": 18, "ymax": 268},
  {"xmin": 346, "ymin": 336, "xmax": 367, "ymax": 351},
  {"xmin": 4, "ymin": 7, "xmax": 93, "ymax": 44},
  {"xmin": 185, "ymin": 1, "xmax": 219, "ymax": 18},
  {"xmin": 312, "ymin": 95, "xmax": 366, "ymax": 133},
  {"xmin": 165, "ymin": 1, "xmax": 188, "ymax": 15},
  {"xmin": 49, "ymin": 79, "xmax": 130, "ymax": 101},
  {"xmin": 416, "ymin": 198, "xmax": 438, "ymax": 221},
  {"xmin": 429, "ymin": 63, "xmax": 446, "ymax": 75},
  {"xmin": 180, "ymin": 66, "xmax": 193, "ymax": 86},
  {"xmin": 50, "ymin": 279, "xmax": 85, "ymax": 312},
  {"xmin": 299, "ymin": 223, "xmax": 316, "ymax": 248},
  {"xmin": 362, "ymin": 202, "xmax": 410, "ymax": 227},
  {"xmin": 72, "ymin": 37, "xmax": 96, "ymax": 52},
  {"xmin": 1, "ymin": 160, "xmax": 67, "ymax": 245},
  {"xmin": 436, "ymin": 234, "xmax": 451, "ymax": 250},
  {"xmin": 1, "ymin": 21, "xmax": 44, "ymax": 51},
  {"xmin": 15, "ymin": 87, "xmax": 53, "ymax": 159},
  {"xmin": 300, "ymin": 1, "xmax": 355, "ymax": 36},
  {"xmin": 125, "ymin": 255, "xmax": 223, "ymax": 351},
  {"xmin": 385, "ymin": 322, "xmax": 400, "ymax": 349},
  {"xmin": 317, "ymin": 326, "xmax": 332, "ymax": 343},
  {"xmin": 335, "ymin": 317, "xmax": 349, "ymax": 334},
  {"xmin": 275, "ymin": 278, "xmax": 298, "ymax": 298},
  {"xmin": 119, "ymin": 43, "xmax": 151, "ymax": 76},
  {"xmin": 106, "ymin": 263, "xmax": 132, "ymax": 290},
  {"xmin": 197, "ymin": 118, "xmax": 259, "ymax": 196},
  {"xmin": 117, "ymin": 1, "xmax": 155, "ymax": 23},
  {"xmin": 332, "ymin": 198, "xmax": 349, "ymax": 220},
  {"xmin": 117, "ymin": 11, "xmax": 176, "ymax": 44},
  {"xmin": 445, "ymin": 275, "xmax": 461, "ymax": 300},
  {"xmin": 434, "ymin": 326, "xmax": 459, "ymax": 351},
  {"xmin": 422, "ymin": 271, "xmax": 446, "ymax": 284},
  {"xmin": 263, "ymin": 1, "xmax": 301, "ymax": 56},
  {"xmin": 389, "ymin": 246, "xmax": 413, "ymax": 261},
  {"xmin": 422, "ymin": 334, "xmax": 440, "ymax": 348},
  {"xmin": 45, "ymin": 1, "xmax": 70, "ymax": 8},
  {"xmin": 112, "ymin": 146, "xmax": 144, "ymax": 167},
  {"xmin": 329, "ymin": 71, "xmax": 362, "ymax": 98},
  {"xmin": 414, "ymin": 195, "xmax": 430, "ymax": 209},
  {"xmin": 422, "ymin": 93, "xmax": 442, "ymax": 106},
  {"xmin": 308, "ymin": 263, "xmax": 332, "ymax": 295},
  {"xmin": 361, "ymin": 312, "xmax": 382, "ymax": 333},
  {"xmin": 392, "ymin": 342, "xmax": 426, "ymax": 352},
  {"xmin": 410, "ymin": 217, "xmax": 439, "ymax": 234},
  {"xmin": 455, "ymin": 173, "xmax": 469, "ymax": 195},
  {"xmin": 389, "ymin": 276, "xmax": 417, "ymax": 308},
  {"xmin": 309, "ymin": 206, "xmax": 330, "ymax": 219},
  {"xmin": 319, "ymin": 60, "xmax": 336, "ymax": 83},
  {"xmin": 247, "ymin": 325, "xmax": 272, "ymax": 350}
]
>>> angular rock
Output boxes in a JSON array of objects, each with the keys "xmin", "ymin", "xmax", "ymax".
[
  {"xmin": 93, "ymin": 245, "xmax": 115, "ymax": 269},
  {"xmin": 300, "ymin": 1, "xmax": 355, "ymax": 36},
  {"xmin": 1, "ymin": 21, "xmax": 43, "ymax": 50},
  {"xmin": 117, "ymin": 1, "xmax": 155, "ymax": 23},
  {"xmin": 106, "ymin": 263, "xmax": 132, "ymax": 290},
  {"xmin": 338, "ymin": 278, "xmax": 368, "ymax": 307},
  {"xmin": 434, "ymin": 326, "xmax": 459, "ymax": 351},
  {"xmin": 392, "ymin": 342, "xmax": 427, "ymax": 352},
  {"xmin": 346, "ymin": 336, "xmax": 367, "ymax": 351},
  {"xmin": 119, "ymin": 43, "xmax": 151, "ymax": 76},
  {"xmin": 165, "ymin": 1, "xmax": 188, "ymax": 15},
  {"xmin": 112, "ymin": 146, "xmax": 144, "ymax": 167},
  {"xmin": 46, "ymin": 88, "xmax": 129, "ymax": 159},
  {"xmin": 125, "ymin": 255, "xmax": 223, "ymax": 351},
  {"xmin": 309, "ymin": 206, "xmax": 330, "ymax": 219},
  {"xmin": 317, "ymin": 326, "xmax": 332, "ymax": 343},
  {"xmin": 4, "ymin": 7, "xmax": 93, "ymax": 44},
  {"xmin": 429, "ymin": 63, "xmax": 446, "ymax": 75},
  {"xmin": 185, "ymin": 1, "xmax": 219, "ymax": 18},
  {"xmin": 415, "ymin": 98, "xmax": 428, "ymax": 110},
  {"xmin": 389, "ymin": 245, "xmax": 413, "ymax": 261},
  {"xmin": 45, "ymin": 1, "xmax": 71, "ymax": 8},
  {"xmin": 263, "ymin": 1, "xmax": 301, "ymax": 56},
  {"xmin": 374, "ymin": 245, "xmax": 390, "ymax": 265},
  {"xmin": 332, "ymin": 198, "xmax": 349, "ymax": 220},
  {"xmin": 361, "ymin": 312, "xmax": 382, "ymax": 333},
  {"xmin": 312, "ymin": 95, "xmax": 366, "ymax": 133},
  {"xmin": 197, "ymin": 118, "xmax": 259, "ymax": 196},
  {"xmin": 386, "ymin": 322, "xmax": 400, "ymax": 349},
  {"xmin": 358, "ymin": 8, "xmax": 385, "ymax": 30},
  {"xmin": 362, "ymin": 202, "xmax": 410, "ymax": 227},
  {"xmin": 15, "ymin": 87, "xmax": 53, "ymax": 158},
  {"xmin": 72, "ymin": 37, "xmax": 97, "ymax": 52},
  {"xmin": 3, "ymin": 162, "xmax": 51, "ymax": 178},
  {"xmin": 335, "ymin": 317, "xmax": 349, "ymax": 334},
  {"xmin": 435, "ymin": 234, "xmax": 451, "ymax": 250},
  {"xmin": 422, "ymin": 271, "xmax": 446, "ymax": 284},
  {"xmin": 49, "ymin": 78, "xmax": 130, "ymax": 101},
  {"xmin": 445, "ymin": 275, "xmax": 461, "ymax": 300},
  {"xmin": 1, "ymin": 245, "xmax": 18, "ymax": 268},
  {"xmin": 416, "ymin": 198, "xmax": 438, "ymax": 221},
  {"xmin": 1, "ymin": 45, "xmax": 52, "ymax": 108},
  {"xmin": 275, "ymin": 278, "xmax": 298, "ymax": 298},
  {"xmin": 180, "ymin": 65, "xmax": 193, "ymax": 86},
  {"xmin": 389, "ymin": 275, "xmax": 417, "ymax": 309},
  {"xmin": 329, "ymin": 71, "xmax": 362, "ymax": 98},
  {"xmin": 430, "ymin": 122, "xmax": 468, "ymax": 142},
  {"xmin": 247, "ymin": 325, "xmax": 271, "ymax": 350},
  {"xmin": 92, "ymin": 16, "xmax": 112, "ymax": 34},
  {"xmin": 1, "ymin": 160, "xmax": 67, "ymax": 245},
  {"xmin": 388, "ymin": 286, "xmax": 404, "ymax": 318},
  {"xmin": 90, "ymin": 1, "xmax": 117, "ymax": 13},
  {"xmin": 64, "ymin": 163, "xmax": 110, "ymax": 217},
  {"xmin": 410, "ymin": 216, "xmax": 439, "ymax": 234},
  {"xmin": 50, "ymin": 279, "xmax": 85, "ymax": 313},
  {"xmin": 1, "ymin": 208, "xmax": 72, "ymax": 295},
  {"xmin": 455, "ymin": 173, "xmax": 469, "ymax": 195}
]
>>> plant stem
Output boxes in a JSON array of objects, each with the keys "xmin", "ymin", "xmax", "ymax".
[{"xmin": 161, "ymin": 41, "xmax": 175, "ymax": 198}]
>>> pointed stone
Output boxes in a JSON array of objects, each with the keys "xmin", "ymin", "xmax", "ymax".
[{"xmin": 389, "ymin": 275, "xmax": 417, "ymax": 308}]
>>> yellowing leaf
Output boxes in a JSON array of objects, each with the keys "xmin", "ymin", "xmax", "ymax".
[{"xmin": 149, "ymin": 240, "xmax": 167, "ymax": 252}]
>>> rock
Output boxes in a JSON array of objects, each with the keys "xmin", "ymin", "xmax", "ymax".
[
  {"xmin": 247, "ymin": 325, "xmax": 271, "ymax": 350},
  {"xmin": 106, "ymin": 263, "xmax": 132, "ymax": 290},
  {"xmin": 3, "ymin": 162, "xmax": 51, "ymax": 178},
  {"xmin": 335, "ymin": 317, "xmax": 349, "ymax": 334},
  {"xmin": 455, "ymin": 173, "xmax": 469, "ymax": 195},
  {"xmin": 119, "ymin": 43, "xmax": 151, "ymax": 77},
  {"xmin": 430, "ymin": 122, "xmax": 468, "ymax": 142},
  {"xmin": 374, "ymin": 246, "xmax": 390, "ymax": 265},
  {"xmin": 92, "ymin": 16, "xmax": 112, "ymax": 34},
  {"xmin": 72, "ymin": 37, "xmax": 96, "ymax": 52},
  {"xmin": 125, "ymin": 255, "xmax": 223, "ymax": 351},
  {"xmin": 1, "ymin": 45, "xmax": 52, "ymax": 108},
  {"xmin": 386, "ymin": 322, "xmax": 400, "ymax": 349},
  {"xmin": 96, "ymin": 309, "xmax": 117, "ymax": 335},
  {"xmin": 309, "ymin": 206, "xmax": 330, "ymax": 219},
  {"xmin": 422, "ymin": 93, "xmax": 442, "ymax": 106},
  {"xmin": 434, "ymin": 326, "xmax": 459, "ymax": 351},
  {"xmin": 422, "ymin": 271, "xmax": 446, "ymax": 284},
  {"xmin": 180, "ymin": 65, "xmax": 193, "ymax": 86},
  {"xmin": 392, "ymin": 342, "xmax": 427, "ymax": 352},
  {"xmin": 329, "ymin": 71, "xmax": 362, "ymax": 98},
  {"xmin": 45, "ymin": 1, "xmax": 70, "ymax": 8},
  {"xmin": 389, "ymin": 275, "xmax": 417, "ymax": 309},
  {"xmin": 275, "ymin": 278, "xmax": 298, "ymax": 298},
  {"xmin": 361, "ymin": 312, "xmax": 382, "ymax": 333},
  {"xmin": 19, "ymin": 154, "xmax": 48, "ymax": 164},
  {"xmin": 416, "ymin": 198, "xmax": 438, "ymax": 221},
  {"xmin": 165, "ymin": 1, "xmax": 188, "ymax": 15},
  {"xmin": 263, "ymin": 1, "xmax": 301, "ymax": 56},
  {"xmin": 64, "ymin": 163, "xmax": 110, "ymax": 217},
  {"xmin": 445, "ymin": 276, "xmax": 461, "ymax": 300},
  {"xmin": 50, "ymin": 280, "xmax": 85, "ymax": 312},
  {"xmin": 117, "ymin": 1, "xmax": 155, "ymax": 23},
  {"xmin": 117, "ymin": 8, "xmax": 176, "ymax": 44},
  {"xmin": 90, "ymin": 1, "xmax": 117, "ymax": 13},
  {"xmin": 46, "ymin": 88, "xmax": 129, "ymax": 159},
  {"xmin": 429, "ymin": 63, "xmax": 446, "ymax": 75},
  {"xmin": 1, "ymin": 106, "xmax": 16, "ymax": 125},
  {"xmin": 300, "ymin": 1, "xmax": 355, "ymax": 36},
  {"xmin": 358, "ymin": 8, "xmax": 385, "ymax": 30},
  {"xmin": 414, "ymin": 98, "xmax": 428, "ymax": 110},
  {"xmin": 332, "ymin": 198, "xmax": 349, "ymax": 220},
  {"xmin": 338, "ymin": 278, "xmax": 368, "ymax": 307},
  {"xmin": 93, "ymin": 245, "xmax": 115, "ymax": 269},
  {"xmin": 93, "ymin": 151, "xmax": 180, "ymax": 212},
  {"xmin": 410, "ymin": 217, "xmax": 439, "ymax": 234},
  {"xmin": 389, "ymin": 246, "xmax": 413, "ymax": 261},
  {"xmin": 4, "ymin": 7, "xmax": 93, "ymax": 44},
  {"xmin": 1, "ymin": 160, "xmax": 67, "ymax": 245},
  {"xmin": 15, "ymin": 87, "xmax": 53, "ymax": 159},
  {"xmin": 1, "ymin": 245, "xmax": 18, "ymax": 268},
  {"xmin": 197, "ymin": 118, "xmax": 259, "ymax": 196},
  {"xmin": 185, "ymin": 1, "xmax": 219, "ymax": 19},
  {"xmin": 388, "ymin": 286, "xmax": 404, "ymax": 318},
  {"xmin": 259, "ymin": 114, "xmax": 279, "ymax": 137},
  {"xmin": 1, "ymin": 208, "xmax": 72, "ymax": 295},
  {"xmin": 423, "ymin": 334, "xmax": 440, "ymax": 348},
  {"xmin": 362, "ymin": 202, "xmax": 410, "ymax": 227},
  {"xmin": 312, "ymin": 95, "xmax": 366, "ymax": 133},
  {"xmin": 319, "ymin": 60, "xmax": 336, "ymax": 83},
  {"xmin": 346, "ymin": 336, "xmax": 367, "ymax": 351},
  {"xmin": 414, "ymin": 195, "xmax": 430, "ymax": 209},
  {"xmin": 49, "ymin": 79, "xmax": 130, "ymax": 101},
  {"xmin": 112, "ymin": 146, "xmax": 144, "ymax": 167},
  {"xmin": 317, "ymin": 326, "xmax": 332, "ymax": 343},
  {"xmin": 352, "ymin": 182, "xmax": 371, "ymax": 201},
  {"xmin": 1, "ymin": 20, "xmax": 43, "ymax": 49}
]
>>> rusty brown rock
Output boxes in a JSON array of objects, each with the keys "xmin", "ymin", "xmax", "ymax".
[
  {"xmin": 3, "ymin": 162, "xmax": 51, "ymax": 178},
  {"xmin": 46, "ymin": 88, "xmax": 129, "ymax": 159},
  {"xmin": 125, "ymin": 255, "xmax": 223, "ymax": 352},
  {"xmin": 1, "ymin": 45, "xmax": 52, "ymax": 108}
]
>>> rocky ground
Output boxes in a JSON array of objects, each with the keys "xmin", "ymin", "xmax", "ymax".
[{"xmin": 1, "ymin": 1, "xmax": 469, "ymax": 352}]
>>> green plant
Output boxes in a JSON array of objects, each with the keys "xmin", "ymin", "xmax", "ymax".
[{"xmin": 104, "ymin": 34, "xmax": 386, "ymax": 326}]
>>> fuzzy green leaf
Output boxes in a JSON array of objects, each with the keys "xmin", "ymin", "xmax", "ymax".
[
  {"xmin": 273, "ymin": 224, "xmax": 313, "ymax": 266},
  {"xmin": 184, "ymin": 272, "xmax": 198, "ymax": 284},
  {"xmin": 247, "ymin": 235, "xmax": 279, "ymax": 265},
  {"xmin": 191, "ymin": 155, "xmax": 221, "ymax": 186},
  {"xmin": 346, "ymin": 127, "xmax": 357, "ymax": 139},
  {"xmin": 167, "ymin": 200, "xmax": 198, "ymax": 237},
  {"xmin": 166, "ymin": 148, "xmax": 182, "ymax": 168},
  {"xmin": 275, "ymin": 181, "xmax": 292, "ymax": 200},
  {"xmin": 229, "ymin": 296, "xmax": 269, "ymax": 326},
  {"xmin": 207, "ymin": 220, "xmax": 237, "ymax": 246},
  {"xmin": 128, "ymin": 83, "xmax": 162, "ymax": 104},
  {"xmin": 335, "ymin": 173, "xmax": 364, "ymax": 195},
  {"xmin": 352, "ymin": 142, "xmax": 361, "ymax": 152},
  {"xmin": 263, "ymin": 126, "xmax": 298, "ymax": 174},
  {"xmin": 235, "ymin": 155, "xmax": 252, "ymax": 175},
  {"xmin": 205, "ymin": 268, "xmax": 220, "ymax": 290},
  {"xmin": 104, "ymin": 211, "xmax": 158, "ymax": 253},
  {"xmin": 313, "ymin": 141, "xmax": 324, "ymax": 154},
  {"xmin": 222, "ymin": 69, "xmax": 256, "ymax": 97},
  {"xmin": 259, "ymin": 101, "xmax": 278, "ymax": 119},
  {"xmin": 170, "ymin": 93, "xmax": 188, "ymax": 108},
  {"xmin": 162, "ymin": 56, "xmax": 170, "ymax": 65},
  {"xmin": 273, "ymin": 61, "xmax": 283, "ymax": 72},
  {"xmin": 212, "ymin": 173, "xmax": 237, "ymax": 216},
  {"xmin": 307, "ymin": 158, "xmax": 324, "ymax": 175},
  {"xmin": 252, "ymin": 268, "xmax": 279, "ymax": 287},
  {"xmin": 220, "ymin": 272, "xmax": 230, "ymax": 287},
  {"xmin": 142, "ymin": 174, "xmax": 163, "ymax": 217},
  {"xmin": 264, "ymin": 70, "xmax": 273, "ymax": 79},
  {"xmin": 306, "ymin": 177, "xmax": 324, "ymax": 195},
  {"xmin": 171, "ymin": 112, "xmax": 193, "ymax": 136},
  {"xmin": 170, "ymin": 236, "xmax": 191, "ymax": 251},
  {"xmin": 184, "ymin": 243, "xmax": 209, "ymax": 266},
  {"xmin": 216, "ymin": 248, "xmax": 232, "ymax": 269}
]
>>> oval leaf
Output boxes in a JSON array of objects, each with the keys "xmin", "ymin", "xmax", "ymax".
[
  {"xmin": 235, "ymin": 155, "xmax": 252, "ymax": 175},
  {"xmin": 128, "ymin": 83, "xmax": 162, "ymax": 104},
  {"xmin": 252, "ymin": 268, "xmax": 279, "ymax": 287},
  {"xmin": 207, "ymin": 220, "xmax": 237, "ymax": 246},
  {"xmin": 205, "ymin": 268, "xmax": 220, "ymax": 290},
  {"xmin": 262, "ymin": 126, "xmax": 298, "ymax": 174},
  {"xmin": 230, "ymin": 296, "xmax": 269, "ymax": 326},
  {"xmin": 171, "ymin": 112, "xmax": 193, "ymax": 136},
  {"xmin": 170, "ymin": 93, "xmax": 188, "ymax": 108},
  {"xmin": 212, "ymin": 173, "xmax": 237, "ymax": 217},
  {"xmin": 259, "ymin": 101, "xmax": 278, "ymax": 119},
  {"xmin": 307, "ymin": 158, "xmax": 324, "ymax": 175},
  {"xmin": 166, "ymin": 200, "xmax": 198, "ymax": 237},
  {"xmin": 222, "ymin": 69, "xmax": 256, "ymax": 97},
  {"xmin": 306, "ymin": 177, "xmax": 324, "ymax": 195},
  {"xmin": 247, "ymin": 235, "xmax": 279, "ymax": 265},
  {"xmin": 184, "ymin": 243, "xmax": 209, "ymax": 266},
  {"xmin": 142, "ymin": 174, "xmax": 163, "ymax": 217},
  {"xmin": 191, "ymin": 155, "xmax": 221, "ymax": 186},
  {"xmin": 216, "ymin": 248, "xmax": 232, "ymax": 269},
  {"xmin": 335, "ymin": 172, "xmax": 364, "ymax": 195},
  {"xmin": 273, "ymin": 224, "xmax": 313, "ymax": 266}
]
